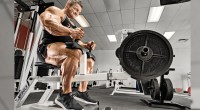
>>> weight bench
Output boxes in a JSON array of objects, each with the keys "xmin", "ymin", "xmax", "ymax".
[{"xmin": 15, "ymin": 62, "xmax": 61, "ymax": 108}]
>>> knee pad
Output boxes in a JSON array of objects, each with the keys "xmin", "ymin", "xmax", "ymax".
[
  {"xmin": 65, "ymin": 41, "xmax": 84, "ymax": 54},
  {"xmin": 87, "ymin": 52, "xmax": 96, "ymax": 61}
]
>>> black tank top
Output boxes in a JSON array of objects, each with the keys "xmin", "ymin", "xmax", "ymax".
[{"xmin": 41, "ymin": 15, "xmax": 77, "ymax": 44}]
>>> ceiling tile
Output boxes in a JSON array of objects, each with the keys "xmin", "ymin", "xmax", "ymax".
[
  {"xmin": 159, "ymin": 3, "xmax": 181, "ymax": 22},
  {"xmin": 112, "ymin": 24, "xmax": 123, "ymax": 33},
  {"xmin": 108, "ymin": 11, "xmax": 122, "ymax": 25},
  {"xmin": 121, "ymin": 9, "xmax": 134, "ymax": 24},
  {"xmin": 119, "ymin": 0, "xmax": 135, "ymax": 10},
  {"xmin": 135, "ymin": 0, "xmax": 151, "ymax": 8},
  {"xmin": 81, "ymin": 2, "xmax": 94, "ymax": 14},
  {"xmin": 150, "ymin": 0, "xmax": 161, "ymax": 7},
  {"xmin": 84, "ymin": 13, "xmax": 101, "ymax": 26},
  {"xmin": 134, "ymin": 23, "xmax": 145, "ymax": 31},
  {"xmin": 134, "ymin": 8, "xmax": 149, "ymax": 24},
  {"xmin": 93, "ymin": 27, "xmax": 105, "ymax": 36},
  {"xmin": 95, "ymin": 12, "xmax": 111, "ymax": 26},
  {"xmin": 145, "ymin": 22, "xmax": 157, "ymax": 30},
  {"xmin": 123, "ymin": 24, "xmax": 134, "ymax": 29},
  {"xmin": 89, "ymin": 0, "xmax": 106, "ymax": 12},
  {"xmin": 103, "ymin": 0, "xmax": 120, "ymax": 11},
  {"xmin": 84, "ymin": 27, "xmax": 97, "ymax": 37},
  {"xmin": 102, "ymin": 26, "xmax": 114, "ymax": 35}
]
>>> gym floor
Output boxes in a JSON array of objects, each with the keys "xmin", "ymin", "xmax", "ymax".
[{"xmin": 19, "ymin": 86, "xmax": 191, "ymax": 110}]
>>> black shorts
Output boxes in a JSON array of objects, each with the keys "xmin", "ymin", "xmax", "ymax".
[{"xmin": 37, "ymin": 43, "xmax": 96, "ymax": 62}]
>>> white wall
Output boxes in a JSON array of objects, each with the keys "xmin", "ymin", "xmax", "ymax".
[
  {"xmin": 92, "ymin": 47, "xmax": 191, "ymax": 91},
  {"xmin": 93, "ymin": 50, "xmax": 120, "ymax": 72},
  {"xmin": 167, "ymin": 47, "xmax": 191, "ymax": 91},
  {"xmin": 92, "ymin": 50, "xmax": 136, "ymax": 87}
]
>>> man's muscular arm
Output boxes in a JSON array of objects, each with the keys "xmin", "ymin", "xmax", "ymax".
[{"xmin": 40, "ymin": 6, "xmax": 84, "ymax": 39}]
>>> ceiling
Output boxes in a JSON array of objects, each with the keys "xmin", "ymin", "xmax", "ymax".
[{"xmin": 15, "ymin": 0, "xmax": 191, "ymax": 50}]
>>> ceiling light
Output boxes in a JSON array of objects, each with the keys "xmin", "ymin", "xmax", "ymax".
[
  {"xmin": 107, "ymin": 35, "xmax": 117, "ymax": 42},
  {"xmin": 164, "ymin": 31, "xmax": 175, "ymax": 39},
  {"xmin": 75, "ymin": 15, "xmax": 90, "ymax": 27},
  {"xmin": 147, "ymin": 6, "xmax": 164, "ymax": 22}
]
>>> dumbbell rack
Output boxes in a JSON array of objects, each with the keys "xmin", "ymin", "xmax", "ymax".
[{"xmin": 140, "ymin": 70, "xmax": 191, "ymax": 109}]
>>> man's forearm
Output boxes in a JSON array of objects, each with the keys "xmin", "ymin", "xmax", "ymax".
[{"xmin": 77, "ymin": 40, "xmax": 87, "ymax": 48}]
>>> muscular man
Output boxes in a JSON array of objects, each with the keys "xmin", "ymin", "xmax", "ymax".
[{"xmin": 38, "ymin": 0, "xmax": 97, "ymax": 109}]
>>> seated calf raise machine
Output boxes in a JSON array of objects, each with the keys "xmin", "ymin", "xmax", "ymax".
[
  {"xmin": 14, "ymin": 0, "xmax": 190, "ymax": 109},
  {"xmin": 14, "ymin": 1, "xmax": 131, "ymax": 108}
]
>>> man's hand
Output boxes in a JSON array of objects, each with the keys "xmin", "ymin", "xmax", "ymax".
[
  {"xmin": 71, "ymin": 28, "xmax": 84, "ymax": 40},
  {"xmin": 86, "ymin": 41, "xmax": 96, "ymax": 51}
]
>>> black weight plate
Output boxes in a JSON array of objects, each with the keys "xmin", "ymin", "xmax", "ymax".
[
  {"xmin": 120, "ymin": 30, "xmax": 173, "ymax": 80},
  {"xmin": 149, "ymin": 79, "xmax": 160, "ymax": 100},
  {"xmin": 115, "ymin": 47, "xmax": 121, "ymax": 58},
  {"xmin": 161, "ymin": 78, "xmax": 174, "ymax": 101},
  {"xmin": 141, "ymin": 80, "xmax": 151, "ymax": 95}
]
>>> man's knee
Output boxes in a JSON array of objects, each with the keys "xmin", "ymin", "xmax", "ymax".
[
  {"xmin": 72, "ymin": 49, "xmax": 82, "ymax": 59},
  {"xmin": 87, "ymin": 58, "xmax": 94, "ymax": 67},
  {"xmin": 61, "ymin": 57, "xmax": 79, "ymax": 73}
]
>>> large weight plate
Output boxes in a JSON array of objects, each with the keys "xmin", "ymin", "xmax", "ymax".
[
  {"xmin": 161, "ymin": 78, "xmax": 174, "ymax": 101},
  {"xmin": 115, "ymin": 47, "xmax": 121, "ymax": 58},
  {"xmin": 120, "ymin": 30, "xmax": 173, "ymax": 80}
]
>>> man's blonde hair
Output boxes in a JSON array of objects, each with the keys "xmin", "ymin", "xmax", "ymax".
[{"xmin": 66, "ymin": 0, "xmax": 83, "ymax": 8}]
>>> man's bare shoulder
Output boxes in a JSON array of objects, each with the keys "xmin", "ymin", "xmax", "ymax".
[{"xmin": 45, "ymin": 6, "xmax": 62, "ymax": 14}]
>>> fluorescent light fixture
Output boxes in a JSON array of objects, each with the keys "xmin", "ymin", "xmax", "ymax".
[
  {"xmin": 75, "ymin": 15, "xmax": 90, "ymax": 27},
  {"xmin": 147, "ymin": 6, "xmax": 164, "ymax": 22},
  {"xmin": 107, "ymin": 35, "xmax": 117, "ymax": 42},
  {"xmin": 164, "ymin": 31, "xmax": 175, "ymax": 39}
]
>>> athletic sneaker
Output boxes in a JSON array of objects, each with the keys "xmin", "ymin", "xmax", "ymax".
[
  {"xmin": 74, "ymin": 91, "xmax": 98, "ymax": 105},
  {"xmin": 55, "ymin": 92, "xmax": 84, "ymax": 110}
]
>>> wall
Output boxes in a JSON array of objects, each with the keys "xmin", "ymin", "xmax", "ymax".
[
  {"xmin": 92, "ymin": 50, "xmax": 137, "ymax": 87},
  {"xmin": 92, "ymin": 47, "xmax": 191, "ymax": 91},
  {"xmin": 167, "ymin": 47, "xmax": 191, "ymax": 91}
]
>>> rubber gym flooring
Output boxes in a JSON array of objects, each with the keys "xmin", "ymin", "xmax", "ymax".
[{"xmin": 19, "ymin": 86, "xmax": 191, "ymax": 110}]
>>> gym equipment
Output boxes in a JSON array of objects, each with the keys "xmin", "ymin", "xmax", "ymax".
[
  {"xmin": 140, "ymin": 80, "xmax": 150, "ymax": 95},
  {"xmin": 161, "ymin": 78, "xmax": 174, "ymax": 101},
  {"xmin": 141, "ymin": 69, "xmax": 190, "ymax": 109},
  {"xmin": 149, "ymin": 79, "xmax": 160, "ymax": 100},
  {"xmin": 160, "ymin": 0, "xmax": 190, "ymax": 5},
  {"xmin": 15, "ymin": 49, "xmax": 24, "ymax": 79},
  {"xmin": 116, "ymin": 30, "xmax": 173, "ymax": 80},
  {"xmin": 115, "ymin": 30, "xmax": 190, "ymax": 109},
  {"xmin": 104, "ymin": 107, "xmax": 113, "ymax": 110},
  {"xmin": 111, "ymin": 29, "xmax": 139, "ymax": 96},
  {"xmin": 115, "ymin": 47, "xmax": 120, "ymax": 58}
]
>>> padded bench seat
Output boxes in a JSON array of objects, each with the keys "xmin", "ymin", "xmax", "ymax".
[{"xmin": 35, "ymin": 62, "xmax": 60, "ymax": 69}]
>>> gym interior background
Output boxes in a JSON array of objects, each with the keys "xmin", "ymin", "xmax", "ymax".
[{"xmin": 14, "ymin": 0, "xmax": 191, "ymax": 110}]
